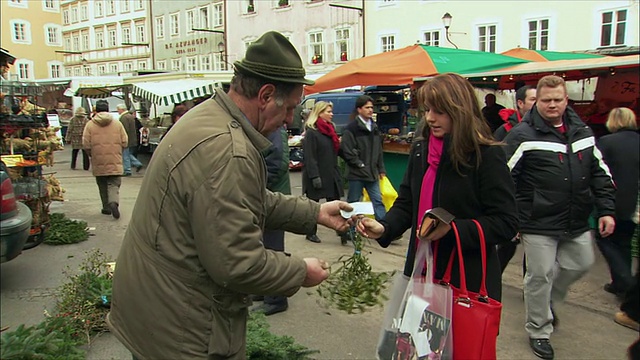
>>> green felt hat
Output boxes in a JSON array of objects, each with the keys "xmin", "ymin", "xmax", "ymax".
[{"xmin": 234, "ymin": 31, "xmax": 315, "ymax": 86}]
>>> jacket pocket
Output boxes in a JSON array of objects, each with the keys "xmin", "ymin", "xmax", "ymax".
[
  {"xmin": 572, "ymin": 188, "xmax": 594, "ymax": 224},
  {"xmin": 531, "ymin": 189, "xmax": 567, "ymax": 221},
  {"xmin": 208, "ymin": 294, "xmax": 251, "ymax": 357}
]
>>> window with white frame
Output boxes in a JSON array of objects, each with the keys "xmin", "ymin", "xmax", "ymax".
[
  {"xmin": 243, "ymin": 0, "xmax": 256, "ymax": 14},
  {"xmin": 110, "ymin": 63, "xmax": 119, "ymax": 73},
  {"xmin": 81, "ymin": 31, "xmax": 89, "ymax": 50},
  {"xmin": 48, "ymin": 62, "xmax": 63, "ymax": 78},
  {"xmin": 335, "ymin": 28, "xmax": 350, "ymax": 62},
  {"xmin": 477, "ymin": 24, "xmax": 497, "ymax": 53},
  {"xmin": 98, "ymin": 64, "xmax": 106, "ymax": 75},
  {"xmin": 95, "ymin": 1, "xmax": 104, "ymax": 17},
  {"xmin": 201, "ymin": 55, "xmax": 212, "ymax": 70},
  {"xmin": 601, "ymin": 9, "xmax": 627, "ymax": 46},
  {"xmin": 157, "ymin": 60, "xmax": 167, "ymax": 70},
  {"xmin": 84, "ymin": 66, "xmax": 91, "ymax": 76},
  {"xmin": 170, "ymin": 13, "xmax": 179, "ymax": 36},
  {"xmin": 214, "ymin": 53, "xmax": 224, "ymax": 71},
  {"xmin": 8, "ymin": 0, "xmax": 28, "ymax": 8},
  {"xmin": 187, "ymin": 10, "xmax": 197, "ymax": 32},
  {"xmin": 15, "ymin": 60, "xmax": 34, "ymax": 80},
  {"xmin": 64, "ymin": 37, "xmax": 71, "ymax": 51},
  {"xmin": 138, "ymin": 60, "xmax": 147, "ymax": 70},
  {"xmin": 381, "ymin": 35, "xmax": 395, "ymax": 52},
  {"xmin": 96, "ymin": 31, "xmax": 105, "ymax": 48},
  {"xmin": 122, "ymin": 26, "xmax": 131, "ymax": 44},
  {"xmin": 43, "ymin": 0, "xmax": 59, "ymax": 12},
  {"xmin": 66, "ymin": 68, "xmax": 73, "ymax": 77},
  {"xmin": 308, "ymin": 31, "xmax": 324, "ymax": 64},
  {"xmin": 155, "ymin": 17, "xmax": 165, "ymax": 39},
  {"xmin": 63, "ymin": 9, "xmax": 70, "ymax": 24},
  {"xmin": 72, "ymin": 34, "xmax": 80, "ymax": 51},
  {"xmin": 45, "ymin": 25, "xmax": 62, "ymax": 46},
  {"xmin": 136, "ymin": 23, "xmax": 145, "ymax": 42},
  {"xmin": 71, "ymin": 7, "xmax": 79, "ymax": 22},
  {"xmin": 274, "ymin": 0, "xmax": 289, "ymax": 7},
  {"xmin": 200, "ymin": 6, "xmax": 210, "ymax": 29},
  {"xmin": 528, "ymin": 19, "xmax": 549, "ymax": 50},
  {"xmin": 108, "ymin": 28, "xmax": 117, "ymax": 47},
  {"xmin": 121, "ymin": 0, "xmax": 130, "ymax": 13},
  {"xmin": 11, "ymin": 21, "xmax": 31, "ymax": 44},
  {"xmin": 214, "ymin": 3, "xmax": 223, "ymax": 27},
  {"xmin": 80, "ymin": 3, "xmax": 88, "ymax": 20},
  {"xmin": 134, "ymin": 0, "xmax": 143, "ymax": 10},
  {"xmin": 187, "ymin": 56, "xmax": 198, "ymax": 71},
  {"xmin": 73, "ymin": 67, "xmax": 81, "ymax": 76},
  {"xmin": 423, "ymin": 30, "xmax": 440, "ymax": 46},
  {"xmin": 171, "ymin": 58, "xmax": 182, "ymax": 71},
  {"xmin": 124, "ymin": 62, "xmax": 133, "ymax": 71},
  {"xmin": 106, "ymin": 0, "xmax": 115, "ymax": 15}
]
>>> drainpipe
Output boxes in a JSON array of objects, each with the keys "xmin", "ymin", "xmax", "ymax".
[{"xmin": 148, "ymin": 0, "xmax": 155, "ymax": 69}]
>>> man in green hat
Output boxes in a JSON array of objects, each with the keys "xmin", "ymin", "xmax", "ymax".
[{"xmin": 107, "ymin": 31, "xmax": 355, "ymax": 359}]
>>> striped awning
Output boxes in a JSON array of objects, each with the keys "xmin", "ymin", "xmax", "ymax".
[{"xmin": 131, "ymin": 79, "xmax": 220, "ymax": 105}]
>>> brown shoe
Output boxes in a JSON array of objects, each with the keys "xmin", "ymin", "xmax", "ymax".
[{"xmin": 615, "ymin": 311, "xmax": 640, "ymax": 331}]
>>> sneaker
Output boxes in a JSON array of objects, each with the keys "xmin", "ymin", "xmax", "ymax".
[
  {"xmin": 250, "ymin": 294, "xmax": 264, "ymax": 302},
  {"xmin": 101, "ymin": 208, "xmax": 112, "ymax": 215},
  {"xmin": 109, "ymin": 202, "xmax": 120, "ymax": 219},
  {"xmin": 615, "ymin": 311, "xmax": 640, "ymax": 331},
  {"xmin": 530, "ymin": 338, "xmax": 554, "ymax": 360},
  {"xmin": 305, "ymin": 234, "xmax": 321, "ymax": 243},
  {"xmin": 251, "ymin": 302, "xmax": 288, "ymax": 316},
  {"xmin": 604, "ymin": 283, "xmax": 625, "ymax": 297}
]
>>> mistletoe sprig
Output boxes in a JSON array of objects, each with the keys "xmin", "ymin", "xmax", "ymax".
[{"xmin": 316, "ymin": 229, "xmax": 392, "ymax": 314}]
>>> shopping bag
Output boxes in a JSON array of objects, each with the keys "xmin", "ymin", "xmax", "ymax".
[
  {"xmin": 376, "ymin": 272, "xmax": 409, "ymax": 359},
  {"xmin": 377, "ymin": 242, "xmax": 453, "ymax": 360},
  {"xmin": 363, "ymin": 176, "xmax": 398, "ymax": 211},
  {"xmin": 441, "ymin": 220, "xmax": 502, "ymax": 360}
]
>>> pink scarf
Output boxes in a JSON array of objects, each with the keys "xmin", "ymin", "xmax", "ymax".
[{"xmin": 418, "ymin": 132, "xmax": 445, "ymax": 227}]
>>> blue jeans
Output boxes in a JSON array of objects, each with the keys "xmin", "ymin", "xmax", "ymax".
[
  {"xmin": 347, "ymin": 179, "xmax": 386, "ymax": 221},
  {"xmin": 122, "ymin": 147, "xmax": 143, "ymax": 174}
]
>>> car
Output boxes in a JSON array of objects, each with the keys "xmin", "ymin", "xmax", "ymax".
[{"xmin": 0, "ymin": 161, "xmax": 33, "ymax": 263}]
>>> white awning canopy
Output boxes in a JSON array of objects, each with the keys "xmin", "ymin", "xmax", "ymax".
[{"xmin": 131, "ymin": 79, "xmax": 221, "ymax": 105}]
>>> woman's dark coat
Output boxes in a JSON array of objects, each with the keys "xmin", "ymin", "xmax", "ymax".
[
  {"xmin": 378, "ymin": 132, "xmax": 518, "ymax": 301},
  {"xmin": 302, "ymin": 127, "xmax": 344, "ymax": 200}
]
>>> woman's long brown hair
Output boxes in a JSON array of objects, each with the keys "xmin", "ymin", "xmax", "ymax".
[{"xmin": 417, "ymin": 73, "xmax": 495, "ymax": 173}]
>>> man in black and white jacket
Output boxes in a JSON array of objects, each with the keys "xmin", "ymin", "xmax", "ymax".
[{"xmin": 504, "ymin": 75, "xmax": 616, "ymax": 360}]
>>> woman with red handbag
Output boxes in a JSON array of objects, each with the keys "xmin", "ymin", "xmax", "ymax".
[{"xmin": 357, "ymin": 73, "xmax": 519, "ymax": 359}]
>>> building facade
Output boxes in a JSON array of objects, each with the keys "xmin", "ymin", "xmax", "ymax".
[
  {"xmin": 60, "ymin": 0, "xmax": 151, "ymax": 77},
  {"xmin": 150, "ymin": 0, "xmax": 225, "ymax": 72},
  {"xmin": 225, "ymin": 0, "xmax": 364, "ymax": 79},
  {"xmin": 364, "ymin": 0, "xmax": 639, "ymax": 55},
  {"xmin": 1, "ymin": 0, "xmax": 64, "ymax": 80}
]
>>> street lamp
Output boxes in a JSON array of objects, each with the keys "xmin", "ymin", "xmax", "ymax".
[{"xmin": 441, "ymin": 12, "xmax": 458, "ymax": 49}]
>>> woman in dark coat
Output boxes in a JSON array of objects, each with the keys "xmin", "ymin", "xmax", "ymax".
[
  {"xmin": 357, "ymin": 73, "xmax": 518, "ymax": 301},
  {"xmin": 65, "ymin": 107, "xmax": 90, "ymax": 170},
  {"xmin": 302, "ymin": 101, "xmax": 344, "ymax": 244},
  {"xmin": 597, "ymin": 107, "xmax": 640, "ymax": 296}
]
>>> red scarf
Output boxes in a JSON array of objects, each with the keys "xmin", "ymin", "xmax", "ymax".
[{"xmin": 315, "ymin": 118, "xmax": 340, "ymax": 153}]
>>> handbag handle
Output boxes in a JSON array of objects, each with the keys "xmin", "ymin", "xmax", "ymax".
[{"xmin": 440, "ymin": 220, "xmax": 489, "ymax": 299}]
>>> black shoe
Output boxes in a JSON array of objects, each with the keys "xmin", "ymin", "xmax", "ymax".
[
  {"xmin": 550, "ymin": 306, "xmax": 558, "ymax": 328},
  {"xmin": 123, "ymin": 173, "xmax": 132, "ymax": 177},
  {"xmin": 136, "ymin": 165, "xmax": 143, "ymax": 173},
  {"xmin": 250, "ymin": 294, "xmax": 264, "ymax": 302},
  {"xmin": 306, "ymin": 234, "xmax": 321, "ymax": 243},
  {"xmin": 109, "ymin": 202, "xmax": 120, "ymax": 219},
  {"xmin": 530, "ymin": 338, "xmax": 554, "ymax": 359},
  {"xmin": 604, "ymin": 283, "xmax": 625, "ymax": 296},
  {"xmin": 101, "ymin": 208, "xmax": 112, "ymax": 215},
  {"xmin": 252, "ymin": 302, "xmax": 288, "ymax": 316}
]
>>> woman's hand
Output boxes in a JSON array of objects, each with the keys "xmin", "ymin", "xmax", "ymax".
[
  {"xmin": 356, "ymin": 217, "xmax": 385, "ymax": 239},
  {"xmin": 418, "ymin": 222, "xmax": 452, "ymax": 242}
]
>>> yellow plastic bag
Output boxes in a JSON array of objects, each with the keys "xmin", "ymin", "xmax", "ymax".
[{"xmin": 363, "ymin": 176, "xmax": 398, "ymax": 211}]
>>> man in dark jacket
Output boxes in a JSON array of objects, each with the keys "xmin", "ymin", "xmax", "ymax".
[
  {"xmin": 340, "ymin": 95, "xmax": 386, "ymax": 221},
  {"xmin": 504, "ymin": 75, "xmax": 616, "ymax": 360},
  {"xmin": 117, "ymin": 104, "xmax": 143, "ymax": 175},
  {"xmin": 494, "ymin": 85, "xmax": 537, "ymax": 141},
  {"xmin": 482, "ymin": 93, "xmax": 506, "ymax": 132},
  {"xmin": 252, "ymin": 126, "xmax": 292, "ymax": 315}
]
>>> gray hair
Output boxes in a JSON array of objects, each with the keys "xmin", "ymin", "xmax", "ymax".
[
  {"xmin": 116, "ymin": 104, "xmax": 127, "ymax": 111},
  {"xmin": 230, "ymin": 72, "xmax": 300, "ymax": 106}
]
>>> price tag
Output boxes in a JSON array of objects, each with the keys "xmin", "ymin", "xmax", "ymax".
[{"xmin": 1, "ymin": 154, "xmax": 25, "ymax": 167}]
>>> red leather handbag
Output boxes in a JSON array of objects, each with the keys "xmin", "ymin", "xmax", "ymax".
[{"xmin": 440, "ymin": 220, "xmax": 502, "ymax": 360}]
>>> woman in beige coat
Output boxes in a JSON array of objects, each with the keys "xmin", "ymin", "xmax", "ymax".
[
  {"xmin": 66, "ymin": 107, "xmax": 90, "ymax": 170},
  {"xmin": 82, "ymin": 100, "xmax": 128, "ymax": 219}
]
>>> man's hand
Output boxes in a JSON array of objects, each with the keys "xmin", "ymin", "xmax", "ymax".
[
  {"xmin": 302, "ymin": 258, "xmax": 329, "ymax": 287},
  {"xmin": 318, "ymin": 201, "xmax": 353, "ymax": 232},
  {"xmin": 598, "ymin": 215, "xmax": 615, "ymax": 237},
  {"xmin": 355, "ymin": 217, "xmax": 385, "ymax": 239},
  {"xmin": 379, "ymin": 173, "xmax": 386, "ymax": 180}
]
